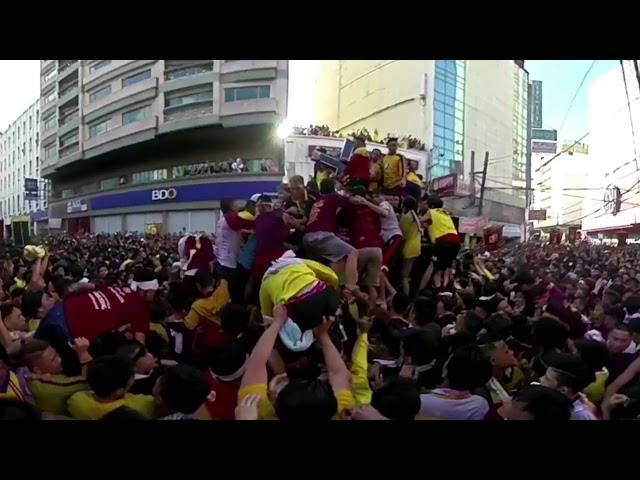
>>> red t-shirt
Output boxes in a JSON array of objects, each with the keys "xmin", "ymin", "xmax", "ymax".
[
  {"xmin": 255, "ymin": 211, "xmax": 289, "ymax": 256},
  {"xmin": 63, "ymin": 285, "xmax": 150, "ymax": 341},
  {"xmin": 184, "ymin": 235, "xmax": 214, "ymax": 271},
  {"xmin": 305, "ymin": 193, "xmax": 351, "ymax": 234},
  {"xmin": 346, "ymin": 204, "xmax": 382, "ymax": 249},
  {"xmin": 343, "ymin": 151, "xmax": 370, "ymax": 180},
  {"xmin": 204, "ymin": 371, "xmax": 240, "ymax": 421}
]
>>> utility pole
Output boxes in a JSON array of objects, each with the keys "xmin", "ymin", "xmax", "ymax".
[
  {"xmin": 469, "ymin": 150, "xmax": 476, "ymax": 207},
  {"xmin": 478, "ymin": 151, "xmax": 490, "ymax": 216}
]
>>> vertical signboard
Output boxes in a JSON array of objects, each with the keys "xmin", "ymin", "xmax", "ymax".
[
  {"xmin": 531, "ymin": 80, "xmax": 543, "ymax": 129},
  {"xmin": 24, "ymin": 178, "xmax": 39, "ymax": 201}
]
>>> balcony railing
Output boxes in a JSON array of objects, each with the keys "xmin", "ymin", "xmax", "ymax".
[
  {"xmin": 165, "ymin": 64, "xmax": 214, "ymax": 81},
  {"xmin": 58, "ymin": 60, "xmax": 78, "ymax": 73},
  {"xmin": 59, "ymin": 111, "xmax": 79, "ymax": 126},
  {"xmin": 58, "ymin": 83, "xmax": 78, "ymax": 98}
]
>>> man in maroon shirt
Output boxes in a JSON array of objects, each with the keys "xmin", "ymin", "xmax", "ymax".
[
  {"xmin": 341, "ymin": 136, "xmax": 370, "ymax": 189},
  {"xmin": 302, "ymin": 178, "xmax": 365, "ymax": 298},
  {"xmin": 30, "ymin": 268, "xmax": 155, "ymax": 344},
  {"xmin": 180, "ymin": 233, "xmax": 215, "ymax": 299},
  {"xmin": 345, "ymin": 186, "xmax": 383, "ymax": 308},
  {"xmin": 252, "ymin": 195, "xmax": 290, "ymax": 282}
]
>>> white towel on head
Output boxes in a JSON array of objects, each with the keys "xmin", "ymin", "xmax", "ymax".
[{"xmin": 262, "ymin": 315, "xmax": 315, "ymax": 352}]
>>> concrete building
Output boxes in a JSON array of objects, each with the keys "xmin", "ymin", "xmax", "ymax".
[
  {"xmin": 583, "ymin": 61, "xmax": 640, "ymax": 237},
  {"xmin": 39, "ymin": 60, "xmax": 288, "ymax": 233},
  {"xmin": 535, "ymin": 142, "xmax": 589, "ymax": 229},
  {"xmin": 314, "ymin": 60, "xmax": 528, "ymax": 233},
  {"xmin": 0, "ymin": 100, "xmax": 50, "ymax": 235}
]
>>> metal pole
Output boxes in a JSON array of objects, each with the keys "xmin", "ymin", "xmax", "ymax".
[
  {"xmin": 525, "ymin": 81, "xmax": 533, "ymax": 240},
  {"xmin": 478, "ymin": 152, "xmax": 490, "ymax": 216},
  {"xmin": 469, "ymin": 150, "xmax": 476, "ymax": 207}
]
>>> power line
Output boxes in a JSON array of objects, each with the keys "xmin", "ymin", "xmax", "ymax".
[
  {"xmin": 558, "ymin": 60, "xmax": 598, "ymax": 133},
  {"xmin": 534, "ymin": 132, "xmax": 590, "ymax": 172},
  {"xmin": 620, "ymin": 60, "xmax": 640, "ymax": 182}
]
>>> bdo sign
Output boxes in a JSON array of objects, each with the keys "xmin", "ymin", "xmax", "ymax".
[{"xmin": 151, "ymin": 188, "xmax": 177, "ymax": 201}]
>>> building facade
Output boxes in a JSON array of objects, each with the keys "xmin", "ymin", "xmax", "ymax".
[
  {"xmin": 313, "ymin": 60, "xmax": 528, "ymax": 230},
  {"xmin": 0, "ymin": 100, "xmax": 50, "ymax": 235},
  {"xmin": 39, "ymin": 60, "xmax": 288, "ymax": 233},
  {"xmin": 583, "ymin": 61, "xmax": 640, "ymax": 236}
]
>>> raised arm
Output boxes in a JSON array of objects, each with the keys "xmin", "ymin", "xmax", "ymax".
[{"xmin": 315, "ymin": 317, "xmax": 351, "ymax": 392}]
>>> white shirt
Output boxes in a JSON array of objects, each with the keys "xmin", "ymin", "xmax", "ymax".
[
  {"xmin": 215, "ymin": 216, "xmax": 243, "ymax": 269},
  {"xmin": 379, "ymin": 201, "xmax": 402, "ymax": 243}
]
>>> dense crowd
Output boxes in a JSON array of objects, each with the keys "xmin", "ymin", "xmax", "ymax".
[{"xmin": 1, "ymin": 137, "xmax": 639, "ymax": 421}]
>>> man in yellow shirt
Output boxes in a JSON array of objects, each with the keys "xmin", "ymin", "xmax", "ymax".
[
  {"xmin": 382, "ymin": 137, "xmax": 407, "ymax": 200},
  {"xmin": 67, "ymin": 355, "xmax": 155, "ymax": 420},
  {"xmin": 421, "ymin": 195, "xmax": 461, "ymax": 289},
  {"xmin": 238, "ymin": 305, "xmax": 355, "ymax": 420}
]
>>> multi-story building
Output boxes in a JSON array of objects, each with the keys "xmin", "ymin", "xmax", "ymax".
[
  {"xmin": 0, "ymin": 100, "xmax": 50, "ymax": 236},
  {"xmin": 535, "ymin": 142, "xmax": 589, "ymax": 229},
  {"xmin": 39, "ymin": 60, "xmax": 288, "ymax": 234},
  {"xmin": 583, "ymin": 61, "xmax": 640, "ymax": 239},
  {"xmin": 314, "ymin": 60, "xmax": 528, "ymax": 235}
]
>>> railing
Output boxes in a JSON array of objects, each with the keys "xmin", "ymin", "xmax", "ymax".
[
  {"xmin": 165, "ymin": 64, "xmax": 213, "ymax": 81},
  {"xmin": 59, "ymin": 111, "xmax": 79, "ymax": 126},
  {"xmin": 58, "ymin": 83, "xmax": 78, "ymax": 98},
  {"xmin": 58, "ymin": 60, "xmax": 78, "ymax": 73}
]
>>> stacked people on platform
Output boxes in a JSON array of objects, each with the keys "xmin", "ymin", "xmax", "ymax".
[{"xmin": 0, "ymin": 135, "xmax": 636, "ymax": 421}]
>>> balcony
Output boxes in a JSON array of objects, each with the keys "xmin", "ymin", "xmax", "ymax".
[
  {"xmin": 164, "ymin": 103, "xmax": 214, "ymax": 123},
  {"xmin": 161, "ymin": 63, "xmax": 215, "ymax": 94},
  {"xmin": 84, "ymin": 115, "xmax": 158, "ymax": 152},
  {"xmin": 82, "ymin": 60, "xmax": 139, "ymax": 87},
  {"xmin": 57, "ymin": 60, "xmax": 79, "ymax": 82},
  {"xmin": 221, "ymin": 60, "xmax": 279, "ymax": 74},
  {"xmin": 84, "ymin": 77, "xmax": 158, "ymax": 122}
]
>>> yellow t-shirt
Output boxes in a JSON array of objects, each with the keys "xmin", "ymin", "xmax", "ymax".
[
  {"xmin": 0, "ymin": 372, "xmax": 30, "ymax": 402},
  {"xmin": 28, "ymin": 319, "xmax": 40, "ymax": 332},
  {"xmin": 382, "ymin": 154, "xmax": 404, "ymax": 189},
  {"xmin": 28, "ymin": 374, "xmax": 89, "ymax": 416},
  {"xmin": 67, "ymin": 391, "xmax": 156, "ymax": 420},
  {"xmin": 238, "ymin": 383, "xmax": 355, "ymax": 420},
  {"xmin": 427, "ymin": 208, "xmax": 457, "ymax": 243},
  {"xmin": 238, "ymin": 211, "xmax": 256, "ymax": 221},
  {"xmin": 369, "ymin": 162, "xmax": 382, "ymax": 191},
  {"xmin": 259, "ymin": 260, "xmax": 338, "ymax": 316},
  {"xmin": 149, "ymin": 322, "xmax": 170, "ymax": 342},
  {"xmin": 350, "ymin": 334, "xmax": 372, "ymax": 406},
  {"xmin": 400, "ymin": 212, "xmax": 421, "ymax": 259},
  {"xmin": 407, "ymin": 171, "xmax": 422, "ymax": 187},
  {"xmin": 184, "ymin": 280, "xmax": 231, "ymax": 330}
]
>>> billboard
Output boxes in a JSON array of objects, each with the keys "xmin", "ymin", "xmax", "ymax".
[
  {"xmin": 532, "ymin": 141, "xmax": 557, "ymax": 154},
  {"xmin": 430, "ymin": 174, "xmax": 458, "ymax": 198},
  {"xmin": 24, "ymin": 178, "xmax": 38, "ymax": 201},
  {"xmin": 528, "ymin": 209, "xmax": 547, "ymax": 221},
  {"xmin": 531, "ymin": 80, "xmax": 543, "ymax": 129},
  {"xmin": 532, "ymin": 128, "xmax": 557, "ymax": 142}
]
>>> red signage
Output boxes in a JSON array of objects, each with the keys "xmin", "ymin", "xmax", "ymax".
[
  {"xmin": 431, "ymin": 174, "xmax": 458, "ymax": 198},
  {"xmin": 483, "ymin": 225, "xmax": 504, "ymax": 251},
  {"xmin": 528, "ymin": 209, "xmax": 547, "ymax": 221}
]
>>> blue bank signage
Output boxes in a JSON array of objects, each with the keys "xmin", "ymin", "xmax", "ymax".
[{"xmin": 90, "ymin": 181, "xmax": 281, "ymax": 211}]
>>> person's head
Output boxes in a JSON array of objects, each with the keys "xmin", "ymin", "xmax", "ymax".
[
  {"xmin": 87, "ymin": 356, "xmax": 135, "ymax": 401},
  {"xmin": 277, "ymin": 183, "xmax": 291, "ymax": 203},
  {"xmin": 442, "ymin": 346, "xmax": 493, "ymax": 392},
  {"xmin": 275, "ymin": 378, "xmax": 338, "ymax": 420},
  {"xmin": 575, "ymin": 339, "xmax": 609, "ymax": 375},
  {"xmin": 289, "ymin": 175, "xmax": 306, "ymax": 199},
  {"xmin": 497, "ymin": 384, "xmax": 573, "ymax": 421},
  {"xmin": 20, "ymin": 290, "xmax": 55, "ymax": 320},
  {"xmin": 256, "ymin": 194, "xmax": 273, "ymax": 214},
  {"xmin": 456, "ymin": 310, "xmax": 483, "ymax": 337},
  {"xmin": 436, "ymin": 295, "xmax": 455, "ymax": 317},
  {"xmin": 208, "ymin": 341, "xmax": 248, "ymax": 381},
  {"xmin": 624, "ymin": 294, "xmax": 640, "ymax": 316},
  {"xmin": 354, "ymin": 136, "xmax": 366, "ymax": 149},
  {"xmin": 401, "ymin": 329, "xmax": 439, "ymax": 367},
  {"xmin": 220, "ymin": 198, "xmax": 238, "ymax": 214},
  {"xmin": 512, "ymin": 270, "xmax": 537, "ymax": 292},
  {"xmin": 54, "ymin": 277, "xmax": 75, "ymax": 299},
  {"xmin": 98, "ymin": 263, "xmax": 109, "ymax": 279},
  {"xmin": 480, "ymin": 339, "xmax": 517, "ymax": 372},
  {"xmin": 115, "ymin": 340, "xmax": 157, "ymax": 376},
  {"xmin": 152, "ymin": 365, "xmax": 211, "ymax": 416},
  {"xmin": 591, "ymin": 302, "xmax": 605, "ymax": 321},
  {"xmin": 603, "ymin": 288, "xmax": 622, "ymax": 307},
  {"xmin": 19, "ymin": 339, "xmax": 63, "ymax": 375},
  {"xmin": 193, "ymin": 269, "xmax": 216, "ymax": 296},
  {"xmin": 627, "ymin": 316, "xmax": 640, "ymax": 345},
  {"xmin": 0, "ymin": 399, "xmax": 42, "ymax": 421},
  {"xmin": 386, "ymin": 137, "xmax": 398, "ymax": 154},
  {"xmin": 606, "ymin": 324, "xmax": 633, "ymax": 354},
  {"xmin": 0, "ymin": 303, "xmax": 27, "ymax": 332},
  {"xmin": 426, "ymin": 194, "xmax": 444, "ymax": 210},
  {"xmin": 371, "ymin": 148, "xmax": 382, "ymax": 161},
  {"xmin": 10, "ymin": 287, "xmax": 25, "ymax": 307},
  {"xmin": 219, "ymin": 304, "xmax": 250, "ymax": 339},
  {"xmin": 288, "ymin": 287, "xmax": 340, "ymax": 333},
  {"xmin": 401, "ymin": 196, "xmax": 417, "ymax": 214},
  {"xmin": 391, "ymin": 292, "xmax": 411, "ymax": 317},
  {"xmin": 371, "ymin": 379, "xmax": 421, "ymax": 420},
  {"xmin": 319, "ymin": 178, "xmax": 336, "ymax": 195},
  {"xmin": 243, "ymin": 199, "xmax": 257, "ymax": 216},
  {"xmin": 532, "ymin": 315, "xmax": 569, "ymax": 352},
  {"xmin": 539, "ymin": 352, "xmax": 594, "ymax": 399},
  {"xmin": 131, "ymin": 268, "xmax": 158, "ymax": 302},
  {"xmin": 604, "ymin": 305, "xmax": 625, "ymax": 330},
  {"xmin": 408, "ymin": 296, "xmax": 437, "ymax": 326}
]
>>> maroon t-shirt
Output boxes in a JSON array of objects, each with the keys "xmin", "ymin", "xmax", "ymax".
[
  {"xmin": 305, "ymin": 193, "xmax": 351, "ymax": 234},
  {"xmin": 184, "ymin": 235, "xmax": 214, "ymax": 271},
  {"xmin": 256, "ymin": 211, "xmax": 289, "ymax": 256},
  {"xmin": 64, "ymin": 285, "xmax": 150, "ymax": 341},
  {"xmin": 346, "ymin": 204, "xmax": 382, "ymax": 249}
]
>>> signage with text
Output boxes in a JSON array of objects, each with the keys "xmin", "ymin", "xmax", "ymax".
[
  {"xmin": 528, "ymin": 209, "xmax": 547, "ymax": 221},
  {"xmin": 151, "ymin": 189, "xmax": 177, "ymax": 201},
  {"xmin": 532, "ymin": 129, "xmax": 557, "ymax": 142},
  {"xmin": 532, "ymin": 141, "xmax": 557, "ymax": 154},
  {"xmin": 24, "ymin": 178, "xmax": 39, "ymax": 201},
  {"xmin": 531, "ymin": 80, "xmax": 543, "ymax": 129}
]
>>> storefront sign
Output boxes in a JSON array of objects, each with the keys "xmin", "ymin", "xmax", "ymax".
[
  {"xmin": 91, "ymin": 180, "xmax": 281, "ymax": 211},
  {"xmin": 431, "ymin": 174, "xmax": 457, "ymax": 197},
  {"xmin": 31, "ymin": 210, "xmax": 49, "ymax": 222},
  {"xmin": 67, "ymin": 199, "xmax": 88, "ymax": 214},
  {"xmin": 459, "ymin": 216, "xmax": 487, "ymax": 234},
  {"xmin": 528, "ymin": 209, "xmax": 547, "ymax": 221},
  {"xmin": 151, "ymin": 189, "xmax": 178, "ymax": 201}
]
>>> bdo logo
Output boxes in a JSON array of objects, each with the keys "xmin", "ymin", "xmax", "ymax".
[{"xmin": 151, "ymin": 188, "xmax": 177, "ymax": 201}]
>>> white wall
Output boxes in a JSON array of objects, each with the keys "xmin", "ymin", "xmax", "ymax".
[{"xmin": 583, "ymin": 62, "xmax": 640, "ymax": 232}]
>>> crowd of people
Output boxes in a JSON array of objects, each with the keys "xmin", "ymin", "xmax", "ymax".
[{"xmin": 1, "ymin": 136, "xmax": 640, "ymax": 421}]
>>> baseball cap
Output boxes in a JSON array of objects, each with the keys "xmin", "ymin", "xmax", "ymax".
[{"xmin": 250, "ymin": 194, "xmax": 262, "ymax": 202}]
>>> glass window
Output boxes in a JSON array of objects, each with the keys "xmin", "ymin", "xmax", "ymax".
[
  {"xmin": 444, "ymin": 95, "xmax": 454, "ymax": 107},
  {"xmin": 434, "ymin": 78, "xmax": 445, "ymax": 94},
  {"xmin": 434, "ymin": 100, "xmax": 445, "ymax": 113},
  {"xmin": 122, "ymin": 69, "xmax": 151, "ymax": 88},
  {"xmin": 43, "ymin": 115, "xmax": 56, "ymax": 131},
  {"xmin": 456, "ymin": 85, "xmax": 464, "ymax": 98},
  {"xmin": 454, "ymin": 106, "xmax": 464, "ymax": 119},
  {"xmin": 122, "ymin": 105, "xmax": 152, "ymax": 125},
  {"xmin": 89, "ymin": 118, "xmax": 112, "ymax": 138},
  {"xmin": 434, "ymin": 110, "xmax": 445, "ymax": 127},
  {"xmin": 454, "ymin": 121, "xmax": 463, "ymax": 135},
  {"xmin": 433, "ymin": 135, "xmax": 445, "ymax": 148},
  {"xmin": 43, "ymin": 90, "xmax": 56, "ymax": 104},
  {"xmin": 89, "ymin": 85, "xmax": 112, "ymax": 103},
  {"xmin": 454, "ymin": 132, "xmax": 464, "ymax": 145},
  {"xmin": 224, "ymin": 85, "xmax": 271, "ymax": 102},
  {"xmin": 132, "ymin": 169, "xmax": 168, "ymax": 184},
  {"xmin": 43, "ymin": 69, "xmax": 56, "ymax": 82},
  {"xmin": 444, "ymin": 128, "xmax": 454, "ymax": 141},
  {"xmin": 444, "ymin": 114, "xmax": 454, "ymax": 131},
  {"xmin": 166, "ymin": 64, "xmax": 214, "ymax": 80},
  {"xmin": 434, "ymin": 91, "xmax": 445, "ymax": 104},
  {"xmin": 434, "ymin": 126, "xmax": 445, "ymax": 139},
  {"xmin": 90, "ymin": 60, "xmax": 111, "ymax": 73},
  {"xmin": 444, "ymin": 60, "xmax": 456, "ymax": 72},
  {"xmin": 100, "ymin": 177, "xmax": 120, "ymax": 190},
  {"xmin": 166, "ymin": 89, "xmax": 213, "ymax": 108},
  {"xmin": 455, "ymin": 99, "xmax": 464, "ymax": 111},
  {"xmin": 445, "ymin": 82, "xmax": 455, "ymax": 98},
  {"xmin": 44, "ymin": 144, "xmax": 56, "ymax": 159}
]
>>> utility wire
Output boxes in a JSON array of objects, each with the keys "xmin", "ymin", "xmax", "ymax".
[
  {"xmin": 558, "ymin": 60, "xmax": 598, "ymax": 133},
  {"xmin": 620, "ymin": 60, "xmax": 640, "ymax": 182}
]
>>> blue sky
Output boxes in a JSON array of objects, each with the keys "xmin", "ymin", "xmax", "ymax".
[{"xmin": 525, "ymin": 60, "xmax": 618, "ymax": 141}]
